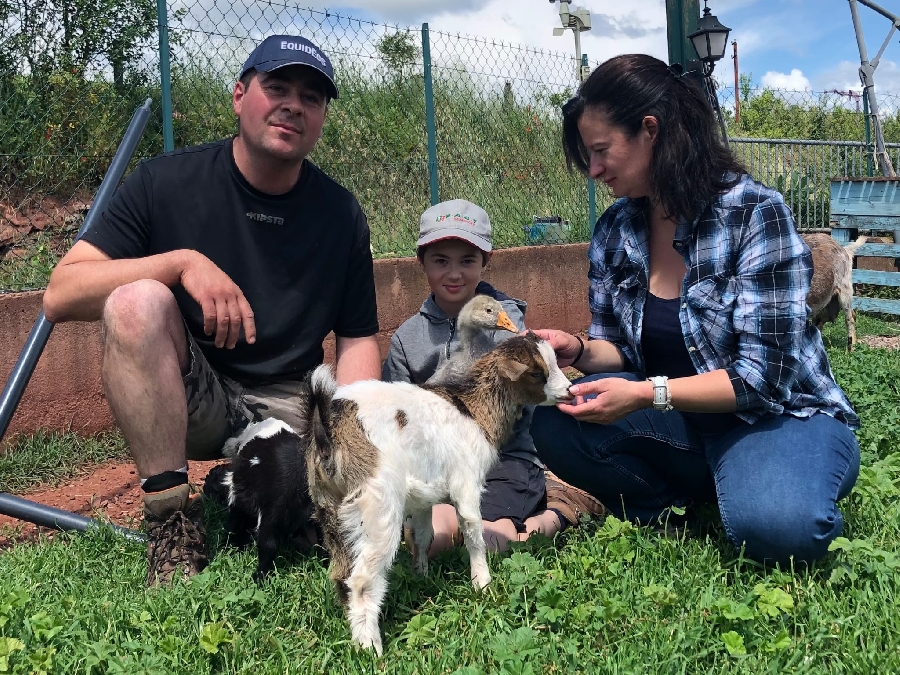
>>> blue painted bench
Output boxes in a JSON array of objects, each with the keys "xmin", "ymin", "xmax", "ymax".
[{"xmin": 829, "ymin": 178, "xmax": 900, "ymax": 315}]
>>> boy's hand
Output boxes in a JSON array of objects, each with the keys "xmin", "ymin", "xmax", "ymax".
[
  {"xmin": 180, "ymin": 251, "xmax": 256, "ymax": 349},
  {"xmin": 528, "ymin": 329, "xmax": 581, "ymax": 368}
]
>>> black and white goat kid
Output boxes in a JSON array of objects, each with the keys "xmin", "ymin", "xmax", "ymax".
[
  {"xmin": 305, "ymin": 332, "xmax": 573, "ymax": 655},
  {"xmin": 215, "ymin": 417, "xmax": 317, "ymax": 584}
]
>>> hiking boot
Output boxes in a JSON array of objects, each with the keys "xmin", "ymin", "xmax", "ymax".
[
  {"xmin": 545, "ymin": 471, "xmax": 607, "ymax": 527},
  {"xmin": 144, "ymin": 484, "xmax": 208, "ymax": 586}
]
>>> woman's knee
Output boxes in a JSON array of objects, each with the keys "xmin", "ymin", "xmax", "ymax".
[{"xmin": 722, "ymin": 501, "xmax": 844, "ymax": 565}]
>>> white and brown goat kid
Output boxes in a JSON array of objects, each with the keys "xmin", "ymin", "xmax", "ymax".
[{"xmin": 305, "ymin": 332, "xmax": 572, "ymax": 655}]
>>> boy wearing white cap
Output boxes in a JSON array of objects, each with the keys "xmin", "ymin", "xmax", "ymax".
[{"xmin": 383, "ymin": 199, "xmax": 605, "ymax": 556}]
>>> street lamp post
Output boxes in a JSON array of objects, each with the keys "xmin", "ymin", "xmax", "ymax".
[{"xmin": 687, "ymin": 0, "xmax": 731, "ymax": 146}]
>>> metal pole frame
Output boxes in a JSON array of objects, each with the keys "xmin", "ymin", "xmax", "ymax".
[
  {"xmin": 732, "ymin": 40, "xmax": 740, "ymax": 128},
  {"xmin": 848, "ymin": 0, "xmax": 896, "ymax": 177},
  {"xmin": 0, "ymin": 99, "xmax": 153, "ymax": 540},
  {"xmin": 863, "ymin": 93, "xmax": 874, "ymax": 177},
  {"xmin": 702, "ymin": 63, "xmax": 730, "ymax": 149}
]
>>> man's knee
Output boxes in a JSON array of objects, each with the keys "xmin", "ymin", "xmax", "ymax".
[
  {"xmin": 723, "ymin": 502, "xmax": 843, "ymax": 566},
  {"xmin": 102, "ymin": 280, "xmax": 181, "ymax": 344}
]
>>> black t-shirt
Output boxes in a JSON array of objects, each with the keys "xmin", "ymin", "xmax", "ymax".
[{"xmin": 81, "ymin": 138, "xmax": 379, "ymax": 384}]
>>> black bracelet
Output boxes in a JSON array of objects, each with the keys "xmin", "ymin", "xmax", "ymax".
[{"xmin": 572, "ymin": 334, "xmax": 585, "ymax": 366}]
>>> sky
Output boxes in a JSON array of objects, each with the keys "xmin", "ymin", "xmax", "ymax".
[{"xmin": 304, "ymin": 0, "xmax": 900, "ymax": 96}]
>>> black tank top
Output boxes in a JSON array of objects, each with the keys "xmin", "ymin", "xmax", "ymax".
[{"xmin": 642, "ymin": 292, "xmax": 742, "ymax": 435}]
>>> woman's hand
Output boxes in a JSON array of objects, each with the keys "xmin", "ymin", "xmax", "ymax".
[
  {"xmin": 556, "ymin": 377, "xmax": 650, "ymax": 424},
  {"xmin": 180, "ymin": 251, "xmax": 256, "ymax": 349},
  {"xmin": 529, "ymin": 329, "xmax": 583, "ymax": 368}
]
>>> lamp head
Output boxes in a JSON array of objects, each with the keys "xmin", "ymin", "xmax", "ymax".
[{"xmin": 688, "ymin": 1, "xmax": 731, "ymax": 66}]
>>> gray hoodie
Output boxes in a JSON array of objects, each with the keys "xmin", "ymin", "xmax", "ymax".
[{"xmin": 382, "ymin": 281, "xmax": 541, "ymax": 466}]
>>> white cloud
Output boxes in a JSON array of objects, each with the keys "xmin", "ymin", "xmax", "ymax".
[
  {"xmin": 815, "ymin": 59, "xmax": 900, "ymax": 94},
  {"xmin": 301, "ymin": 0, "xmax": 670, "ymax": 104},
  {"xmin": 813, "ymin": 60, "xmax": 863, "ymax": 93},
  {"xmin": 327, "ymin": 0, "xmax": 480, "ymax": 23},
  {"xmin": 323, "ymin": 0, "xmax": 669, "ymax": 56},
  {"xmin": 166, "ymin": 0, "xmax": 669, "ymax": 90},
  {"xmin": 292, "ymin": 1, "xmax": 670, "ymax": 67},
  {"xmin": 813, "ymin": 59, "xmax": 900, "ymax": 114},
  {"xmin": 760, "ymin": 68, "xmax": 811, "ymax": 91}
]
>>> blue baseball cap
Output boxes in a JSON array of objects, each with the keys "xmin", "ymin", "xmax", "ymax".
[{"xmin": 240, "ymin": 35, "xmax": 338, "ymax": 99}]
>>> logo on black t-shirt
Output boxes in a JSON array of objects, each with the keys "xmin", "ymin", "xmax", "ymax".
[{"xmin": 246, "ymin": 211, "xmax": 285, "ymax": 225}]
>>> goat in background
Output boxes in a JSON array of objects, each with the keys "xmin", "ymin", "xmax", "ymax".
[{"xmin": 801, "ymin": 233, "xmax": 867, "ymax": 351}]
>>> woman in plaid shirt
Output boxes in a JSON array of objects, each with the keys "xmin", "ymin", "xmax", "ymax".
[{"xmin": 531, "ymin": 54, "xmax": 860, "ymax": 565}]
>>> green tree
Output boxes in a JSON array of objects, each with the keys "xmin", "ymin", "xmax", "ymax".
[
  {"xmin": 739, "ymin": 72, "xmax": 753, "ymax": 102},
  {"xmin": 3, "ymin": 0, "xmax": 155, "ymax": 88},
  {"xmin": 376, "ymin": 30, "xmax": 420, "ymax": 83}
]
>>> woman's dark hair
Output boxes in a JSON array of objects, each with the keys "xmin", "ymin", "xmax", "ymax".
[{"xmin": 562, "ymin": 53, "xmax": 745, "ymax": 222}]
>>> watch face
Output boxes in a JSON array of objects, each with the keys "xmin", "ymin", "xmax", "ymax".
[{"xmin": 653, "ymin": 385, "xmax": 665, "ymax": 405}]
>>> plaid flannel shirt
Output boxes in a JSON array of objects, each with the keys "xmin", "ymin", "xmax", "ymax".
[{"xmin": 588, "ymin": 173, "xmax": 859, "ymax": 429}]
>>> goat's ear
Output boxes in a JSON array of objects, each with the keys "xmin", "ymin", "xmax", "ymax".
[{"xmin": 497, "ymin": 358, "xmax": 529, "ymax": 382}]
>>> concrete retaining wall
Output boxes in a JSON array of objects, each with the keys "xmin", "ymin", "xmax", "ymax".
[{"xmin": 0, "ymin": 244, "xmax": 591, "ymax": 445}]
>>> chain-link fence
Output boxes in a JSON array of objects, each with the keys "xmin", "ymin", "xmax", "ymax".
[
  {"xmin": 1, "ymin": 3, "xmax": 594, "ymax": 292},
  {"xmin": 715, "ymin": 83, "xmax": 900, "ymax": 229},
  {"xmin": 3, "ymin": 1, "xmax": 900, "ymax": 292}
]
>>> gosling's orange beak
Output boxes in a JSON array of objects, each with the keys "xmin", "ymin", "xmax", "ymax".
[{"xmin": 495, "ymin": 310, "xmax": 518, "ymax": 333}]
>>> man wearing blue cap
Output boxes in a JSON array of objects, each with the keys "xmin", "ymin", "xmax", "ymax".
[{"xmin": 43, "ymin": 35, "xmax": 381, "ymax": 585}]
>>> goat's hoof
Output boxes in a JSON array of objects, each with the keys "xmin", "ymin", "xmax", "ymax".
[
  {"xmin": 252, "ymin": 569, "xmax": 271, "ymax": 586},
  {"xmin": 471, "ymin": 573, "xmax": 491, "ymax": 590},
  {"xmin": 353, "ymin": 636, "xmax": 383, "ymax": 657}
]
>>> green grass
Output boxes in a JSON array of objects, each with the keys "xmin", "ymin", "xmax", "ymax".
[
  {"xmin": 0, "ymin": 431, "xmax": 128, "ymax": 494},
  {"xmin": 0, "ymin": 317, "xmax": 898, "ymax": 673},
  {"xmin": 0, "ymin": 232, "xmax": 71, "ymax": 294}
]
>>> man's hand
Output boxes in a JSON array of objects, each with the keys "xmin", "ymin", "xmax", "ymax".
[
  {"xmin": 556, "ymin": 377, "xmax": 650, "ymax": 425},
  {"xmin": 529, "ymin": 329, "xmax": 582, "ymax": 368},
  {"xmin": 180, "ymin": 252, "xmax": 256, "ymax": 349}
]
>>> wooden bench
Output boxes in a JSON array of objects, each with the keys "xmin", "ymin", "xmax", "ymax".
[{"xmin": 829, "ymin": 177, "xmax": 900, "ymax": 315}]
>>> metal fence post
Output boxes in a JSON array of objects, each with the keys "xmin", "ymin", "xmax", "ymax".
[
  {"xmin": 581, "ymin": 52, "xmax": 596, "ymax": 233},
  {"xmin": 422, "ymin": 23, "xmax": 439, "ymax": 206},
  {"xmin": 157, "ymin": 0, "xmax": 174, "ymax": 152},
  {"xmin": 864, "ymin": 93, "xmax": 874, "ymax": 177}
]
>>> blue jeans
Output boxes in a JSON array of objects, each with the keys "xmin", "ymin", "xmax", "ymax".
[{"xmin": 531, "ymin": 373, "xmax": 861, "ymax": 565}]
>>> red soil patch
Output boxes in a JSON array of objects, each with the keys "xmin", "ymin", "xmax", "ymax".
[
  {"xmin": 0, "ymin": 458, "xmax": 227, "ymax": 547},
  {"xmin": 858, "ymin": 334, "xmax": 900, "ymax": 350}
]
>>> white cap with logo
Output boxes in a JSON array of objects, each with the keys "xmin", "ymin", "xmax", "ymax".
[{"xmin": 417, "ymin": 199, "xmax": 492, "ymax": 252}]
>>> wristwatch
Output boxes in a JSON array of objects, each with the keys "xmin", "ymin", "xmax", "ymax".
[{"xmin": 648, "ymin": 375, "xmax": 674, "ymax": 412}]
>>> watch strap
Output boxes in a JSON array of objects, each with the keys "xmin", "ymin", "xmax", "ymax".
[{"xmin": 648, "ymin": 375, "xmax": 673, "ymax": 412}]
